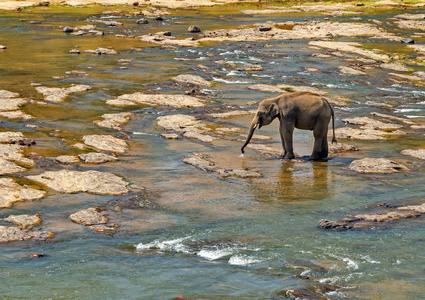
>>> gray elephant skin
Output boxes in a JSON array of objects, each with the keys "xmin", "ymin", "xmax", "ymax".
[{"xmin": 241, "ymin": 92, "xmax": 336, "ymax": 160}]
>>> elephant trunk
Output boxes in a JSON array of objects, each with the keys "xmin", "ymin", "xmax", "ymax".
[{"xmin": 241, "ymin": 119, "xmax": 258, "ymax": 154}]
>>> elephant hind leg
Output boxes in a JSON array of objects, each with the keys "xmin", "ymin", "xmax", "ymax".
[{"xmin": 311, "ymin": 125, "xmax": 329, "ymax": 161}]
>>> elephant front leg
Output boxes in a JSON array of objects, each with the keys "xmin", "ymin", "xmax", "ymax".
[{"xmin": 279, "ymin": 123, "xmax": 295, "ymax": 159}]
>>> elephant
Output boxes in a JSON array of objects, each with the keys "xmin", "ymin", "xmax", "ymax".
[{"xmin": 241, "ymin": 92, "xmax": 337, "ymax": 160}]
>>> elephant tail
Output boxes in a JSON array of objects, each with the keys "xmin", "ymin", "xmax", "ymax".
[{"xmin": 324, "ymin": 98, "xmax": 337, "ymax": 144}]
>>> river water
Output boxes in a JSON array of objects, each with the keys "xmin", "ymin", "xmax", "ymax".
[{"xmin": 1, "ymin": 3, "xmax": 425, "ymax": 299}]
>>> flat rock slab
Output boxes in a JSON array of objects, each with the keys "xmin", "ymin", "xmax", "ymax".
[
  {"xmin": 319, "ymin": 202, "xmax": 425, "ymax": 231},
  {"xmin": 4, "ymin": 214, "xmax": 42, "ymax": 229},
  {"xmin": 329, "ymin": 142, "xmax": 358, "ymax": 153},
  {"xmin": 0, "ymin": 110, "xmax": 34, "ymax": 120},
  {"xmin": 35, "ymin": 85, "xmax": 91, "ymax": 102},
  {"xmin": 209, "ymin": 110, "xmax": 256, "ymax": 118},
  {"xmin": 0, "ymin": 178, "xmax": 46, "ymax": 209},
  {"xmin": 0, "ymin": 158, "xmax": 26, "ymax": 175},
  {"xmin": 342, "ymin": 117, "xmax": 403, "ymax": 130},
  {"xmin": 0, "ymin": 90, "xmax": 20, "ymax": 98},
  {"xmin": 157, "ymin": 114, "xmax": 217, "ymax": 143},
  {"xmin": 172, "ymin": 74, "xmax": 213, "ymax": 86},
  {"xmin": 94, "ymin": 112, "xmax": 133, "ymax": 131},
  {"xmin": 0, "ymin": 131, "xmax": 26, "ymax": 143},
  {"xmin": 55, "ymin": 155, "xmax": 80, "ymax": 164},
  {"xmin": 401, "ymin": 149, "xmax": 425, "ymax": 160},
  {"xmin": 348, "ymin": 158, "xmax": 409, "ymax": 173},
  {"xmin": 0, "ymin": 144, "xmax": 34, "ymax": 166},
  {"xmin": 70, "ymin": 207, "xmax": 117, "ymax": 233},
  {"xmin": 276, "ymin": 84, "xmax": 329, "ymax": 95},
  {"xmin": 248, "ymin": 84, "xmax": 284, "ymax": 93},
  {"xmin": 107, "ymin": 93, "xmax": 205, "ymax": 108},
  {"xmin": 182, "ymin": 152, "xmax": 262, "ymax": 179},
  {"xmin": 335, "ymin": 127, "xmax": 404, "ymax": 140},
  {"xmin": 27, "ymin": 169, "xmax": 129, "ymax": 195},
  {"xmin": 78, "ymin": 152, "xmax": 118, "ymax": 164},
  {"xmin": 82, "ymin": 135, "xmax": 128, "ymax": 153},
  {"xmin": 0, "ymin": 225, "xmax": 54, "ymax": 243},
  {"xmin": 308, "ymin": 41, "xmax": 390, "ymax": 61},
  {"xmin": 0, "ymin": 98, "xmax": 27, "ymax": 111}
]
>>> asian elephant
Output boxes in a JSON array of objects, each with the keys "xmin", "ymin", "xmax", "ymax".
[{"xmin": 241, "ymin": 92, "xmax": 336, "ymax": 160}]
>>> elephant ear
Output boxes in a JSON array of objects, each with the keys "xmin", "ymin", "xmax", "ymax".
[{"xmin": 268, "ymin": 102, "xmax": 279, "ymax": 119}]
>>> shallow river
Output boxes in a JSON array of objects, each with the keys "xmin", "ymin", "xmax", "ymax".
[{"xmin": 1, "ymin": 3, "xmax": 425, "ymax": 299}]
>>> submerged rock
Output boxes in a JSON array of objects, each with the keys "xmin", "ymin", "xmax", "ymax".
[
  {"xmin": 106, "ymin": 93, "xmax": 205, "ymax": 108},
  {"xmin": 82, "ymin": 135, "xmax": 128, "ymax": 153},
  {"xmin": 35, "ymin": 85, "xmax": 91, "ymax": 102},
  {"xmin": 172, "ymin": 74, "xmax": 213, "ymax": 86},
  {"xmin": 27, "ymin": 169, "xmax": 129, "ymax": 195},
  {"xmin": 182, "ymin": 152, "xmax": 262, "ymax": 179},
  {"xmin": 348, "ymin": 158, "xmax": 409, "ymax": 173},
  {"xmin": 401, "ymin": 149, "xmax": 425, "ymax": 160},
  {"xmin": 0, "ymin": 178, "xmax": 46, "ymax": 209}
]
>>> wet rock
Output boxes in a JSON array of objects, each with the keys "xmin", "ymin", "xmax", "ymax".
[
  {"xmin": 4, "ymin": 214, "xmax": 42, "ymax": 229},
  {"xmin": 200, "ymin": 21, "xmax": 384, "ymax": 44},
  {"xmin": 335, "ymin": 127, "xmax": 405, "ymax": 140},
  {"xmin": 93, "ymin": 112, "xmax": 133, "ymax": 131},
  {"xmin": 0, "ymin": 178, "xmax": 46, "ymax": 209},
  {"xmin": 95, "ymin": 47, "xmax": 117, "ymax": 55},
  {"xmin": 62, "ymin": 26, "xmax": 73, "ymax": 33},
  {"xmin": 342, "ymin": 117, "xmax": 403, "ymax": 130},
  {"xmin": 92, "ymin": 20, "xmax": 123, "ymax": 26},
  {"xmin": 318, "ymin": 219, "xmax": 354, "ymax": 231},
  {"xmin": 35, "ymin": 84, "xmax": 91, "ymax": 102},
  {"xmin": 348, "ymin": 158, "xmax": 409, "ymax": 174},
  {"xmin": 0, "ymin": 90, "xmax": 19, "ymax": 98},
  {"xmin": 0, "ymin": 110, "xmax": 34, "ymax": 120},
  {"xmin": 365, "ymin": 101, "xmax": 393, "ymax": 109},
  {"xmin": 389, "ymin": 73, "xmax": 423, "ymax": 82},
  {"xmin": 0, "ymin": 225, "xmax": 54, "ymax": 243},
  {"xmin": 0, "ymin": 144, "xmax": 35, "ymax": 166},
  {"xmin": 136, "ymin": 18, "xmax": 149, "ymax": 24},
  {"xmin": 276, "ymin": 84, "xmax": 328, "ymax": 95},
  {"xmin": 182, "ymin": 152, "xmax": 262, "ymax": 179},
  {"xmin": 401, "ymin": 149, "xmax": 425, "ymax": 160},
  {"xmin": 78, "ymin": 152, "xmax": 118, "ymax": 164},
  {"xmin": 248, "ymin": 84, "xmax": 284, "ymax": 93},
  {"xmin": 398, "ymin": 203, "xmax": 425, "ymax": 213},
  {"xmin": 243, "ymin": 63, "xmax": 263, "ymax": 71},
  {"xmin": 55, "ymin": 155, "xmax": 79, "ymax": 164},
  {"xmin": 308, "ymin": 41, "xmax": 390, "ymax": 61},
  {"xmin": 338, "ymin": 66, "xmax": 367, "ymax": 75},
  {"xmin": 161, "ymin": 133, "xmax": 180, "ymax": 139},
  {"xmin": 27, "ymin": 169, "xmax": 129, "ymax": 195},
  {"xmin": 70, "ymin": 207, "xmax": 108, "ymax": 226},
  {"xmin": 380, "ymin": 62, "xmax": 411, "ymax": 71},
  {"xmin": 139, "ymin": 34, "xmax": 199, "ymax": 47},
  {"xmin": 0, "ymin": 158, "xmax": 25, "ymax": 175},
  {"xmin": 106, "ymin": 93, "xmax": 205, "ymax": 108},
  {"xmin": 69, "ymin": 49, "xmax": 80, "ymax": 54},
  {"xmin": 172, "ymin": 74, "xmax": 213, "ymax": 86},
  {"xmin": 187, "ymin": 25, "xmax": 201, "ymax": 33},
  {"xmin": 370, "ymin": 112, "xmax": 417, "ymax": 125},
  {"xmin": 0, "ymin": 97, "xmax": 27, "ymax": 111},
  {"xmin": 156, "ymin": 114, "xmax": 217, "ymax": 143},
  {"xmin": 0, "ymin": 45, "xmax": 6, "ymax": 50},
  {"xmin": 209, "ymin": 110, "xmax": 255, "ymax": 118},
  {"xmin": 82, "ymin": 134, "xmax": 128, "ymax": 153},
  {"xmin": 329, "ymin": 142, "xmax": 358, "ymax": 153}
]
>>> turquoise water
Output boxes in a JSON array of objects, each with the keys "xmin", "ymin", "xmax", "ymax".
[{"xmin": 1, "ymin": 4, "xmax": 425, "ymax": 299}]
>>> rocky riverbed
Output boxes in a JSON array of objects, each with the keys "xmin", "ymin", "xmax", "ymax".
[{"xmin": 1, "ymin": 0, "xmax": 425, "ymax": 299}]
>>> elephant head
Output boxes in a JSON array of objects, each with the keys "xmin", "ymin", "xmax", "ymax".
[{"xmin": 241, "ymin": 99, "xmax": 279, "ymax": 154}]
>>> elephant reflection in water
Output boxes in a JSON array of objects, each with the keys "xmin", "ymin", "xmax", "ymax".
[{"xmin": 241, "ymin": 92, "xmax": 336, "ymax": 161}]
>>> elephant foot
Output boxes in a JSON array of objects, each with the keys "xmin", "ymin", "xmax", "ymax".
[{"xmin": 282, "ymin": 153, "xmax": 295, "ymax": 159}]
